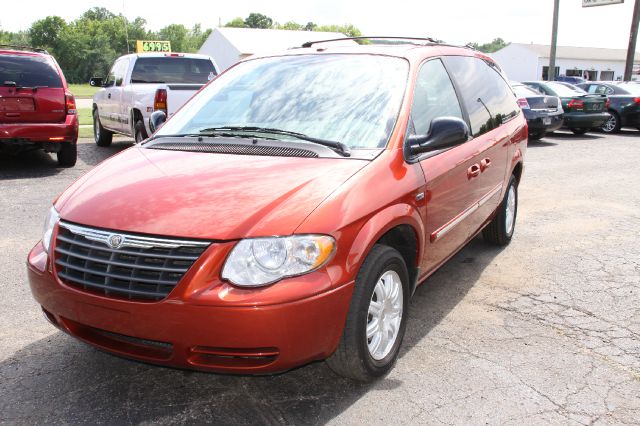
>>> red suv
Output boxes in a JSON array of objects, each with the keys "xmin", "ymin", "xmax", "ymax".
[
  {"xmin": 27, "ymin": 39, "xmax": 527, "ymax": 381},
  {"xmin": 0, "ymin": 45, "xmax": 78, "ymax": 166}
]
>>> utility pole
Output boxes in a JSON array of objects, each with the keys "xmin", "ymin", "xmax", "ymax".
[
  {"xmin": 548, "ymin": 0, "xmax": 560, "ymax": 81},
  {"xmin": 624, "ymin": 0, "xmax": 640, "ymax": 81}
]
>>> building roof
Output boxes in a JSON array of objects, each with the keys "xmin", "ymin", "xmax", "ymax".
[
  {"xmin": 509, "ymin": 43, "xmax": 638, "ymax": 62},
  {"xmin": 213, "ymin": 27, "xmax": 358, "ymax": 55}
]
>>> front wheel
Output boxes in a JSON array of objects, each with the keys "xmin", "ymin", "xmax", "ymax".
[
  {"xmin": 93, "ymin": 109, "xmax": 113, "ymax": 147},
  {"xmin": 483, "ymin": 175, "xmax": 518, "ymax": 245},
  {"xmin": 326, "ymin": 245, "xmax": 409, "ymax": 382},
  {"xmin": 601, "ymin": 112, "xmax": 621, "ymax": 134}
]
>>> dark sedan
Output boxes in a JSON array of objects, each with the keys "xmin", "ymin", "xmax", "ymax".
[
  {"xmin": 522, "ymin": 81, "xmax": 610, "ymax": 134},
  {"xmin": 512, "ymin": 82, "xmax": 563, "ymax": 140},
  {"xmin": 577, "ymin": 82, "xmax": 640, "ymax": 133}
]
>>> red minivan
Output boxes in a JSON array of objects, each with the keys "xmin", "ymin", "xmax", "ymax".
[
  {"xmin": 27, "ymin": 39, "xmax": 527, "ymax": 381},
  {"xmin": 0, "ymin": 46, "xmax": 78, "ymax": 166}
]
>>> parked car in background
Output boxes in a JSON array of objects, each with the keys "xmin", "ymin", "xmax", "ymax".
[
  {"xmin": 511, "ymin": 82, "xmax": 563, "ymax": 140},
  {"xmin": 555, "ymin": 75, "xmax": 587, "ymax": 84},
  {"xmin": 90, "ymin": 52, "xmax": 219, "ymax": 145},
  {"xmin": 0, "ymin": 45, "xmax": 78, "ymax": 166},
  {"xmin": 522, "ymin": 81, "xmax": 609, "ymax": 134},
  {"xmin": 28, "ymin": 40, "xmax": 527, "ymax": 382},
  {"xmin": 577, "ymin": 81, "xmax": 640, "ymax": 133}
]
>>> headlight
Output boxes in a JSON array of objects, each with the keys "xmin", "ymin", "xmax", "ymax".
[
  {"xmin": 42, "ymin": 207, "xmax": 60, "ymax": 254},
  {"xmin": 221, "ymin": 235, "xmax": 335, "ymax": 287}
]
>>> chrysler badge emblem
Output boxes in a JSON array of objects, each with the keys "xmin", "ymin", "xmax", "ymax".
[{"xmin": 107, "ymin": 234, "xmax": 124, "ymax": 249}]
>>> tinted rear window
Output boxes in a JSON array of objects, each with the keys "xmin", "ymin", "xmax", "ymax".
[
  {"xmin": 0, "ymin": 54, "xmax": 62, "ymax": 88},
  {"xmin": 131, "ymin": 57, "xmax": 216, "ymax": 84},
  {"xmin": 545, "ymin": 82, "xmax": 586, "ymax": 97}
]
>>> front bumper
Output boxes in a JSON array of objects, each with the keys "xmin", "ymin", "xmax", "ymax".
[
  {"xmin": 562, "ymin": 111, "xmax": 610, "ymax": 129},
  {"xmin": 0, "ymin": 114, "xmax": 78, "ymax": 144},
  {"xmin": 27, "ymin": 242, "xmax": 354, "ymax": 374}
]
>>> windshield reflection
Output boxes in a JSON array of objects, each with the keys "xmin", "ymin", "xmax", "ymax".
[{"xmin": 157, "ymin": 54, "xmax": 409, "ymax": 149}]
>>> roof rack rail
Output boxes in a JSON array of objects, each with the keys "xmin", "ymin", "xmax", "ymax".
[
  {"xmin": 0, "ymin": 44, "xmax": 48, "ymax": 54},
  {"xmin": 301, "ymin": 36, "xmax": 440, "ymax": 48}
]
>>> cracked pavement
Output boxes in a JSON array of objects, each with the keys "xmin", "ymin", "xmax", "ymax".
[{"xmin": 1, "ymin": 131, "xmax": 639, "ymax": 424}]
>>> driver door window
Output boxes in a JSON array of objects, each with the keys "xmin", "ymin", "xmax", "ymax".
[{"xmin": 410, "ymin": 59, "xmax": 463, "ymax": 135}]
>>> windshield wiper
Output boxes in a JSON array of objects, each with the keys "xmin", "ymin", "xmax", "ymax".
[{"xmin": 196, "ymin": 126, "xmax": 350, "ymax": 157}]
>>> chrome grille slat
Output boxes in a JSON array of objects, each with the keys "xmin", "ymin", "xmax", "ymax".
[
  {"xmin": 54, "ymin": 223, "xmax": 210, "ymax": 301},
  {"xmin": 55, "ymin": 246, "xmax": 190, "ymax": 273}
]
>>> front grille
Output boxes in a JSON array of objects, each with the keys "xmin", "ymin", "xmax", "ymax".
[{"xmin": 54, "ymin": 222, "xmax": 210, "ymax": 301}]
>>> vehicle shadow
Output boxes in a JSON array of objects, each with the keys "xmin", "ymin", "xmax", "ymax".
[
  {"xmin": 0, "ymin": 150, "xmax": 62, "ymax": 179},
  {"xmin": 527, "ymin": 139, "xmax": 558, "ymax": 148},
  {"xmin": 1, "ymin": 237, "xmax": 501, "ymax": 424},
  {"xmin": 544, "ymin": 130, "xmax": 604, "ymax": 140}
]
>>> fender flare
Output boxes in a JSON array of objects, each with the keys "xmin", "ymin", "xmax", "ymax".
[{"xmin": 345, "ymin": 203, "xmax": 424, "ymax": 283}]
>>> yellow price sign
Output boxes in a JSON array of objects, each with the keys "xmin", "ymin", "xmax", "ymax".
[{"xmin": 136, "ymin": 40, "xmax": 172, "ymax": 53}]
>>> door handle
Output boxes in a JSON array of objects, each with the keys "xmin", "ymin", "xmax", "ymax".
[
  {"xmin": 107, "ymin": 93, "xmax": 111, "ymax": 99},
  {"xmin": 467, "ymin": 164, "xmax": 481, "ymax": 179},
  {"xmin": 480, "ymin": 158, "xmax": 491, "ymax": 171}
]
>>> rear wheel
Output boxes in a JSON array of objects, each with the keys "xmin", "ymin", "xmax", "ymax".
[
  {"xmin": 571, "ymin": 128, "xmax": 588, "ymax": 135},
  {"xmin": 326, "ymin": 245, "xmax": 409, "ymax": 382},
  {"xmin": 483, "ymin": 175, "xmax": 518, "ymax": 246},
  {"xmin": 56, "ymin": 143, "xmax": 77, "ymax": 167},
  {"xmin": 134, "ymin": 119, "xmax": 148, "ymax": 143},
  {"xmin": 601, "ymin": 112, "xmax": 621, "ymax": 134},
  {"xmin": 93, "ymin": 109, "xmax": 113, "ymax": 147}
]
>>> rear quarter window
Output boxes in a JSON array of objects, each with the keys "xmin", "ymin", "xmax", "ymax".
[
  {"xmin": 444, "ymin": 56, "xmax": 519, "ymax": 136},
  {"xmin": 0, "ymin": 54, "xmax": 62, "ymax": 88},
  {"xmin": 131, "ymin": 57, "xmax": 216, "ymax": 84}
]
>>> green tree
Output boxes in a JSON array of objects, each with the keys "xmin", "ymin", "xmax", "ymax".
[
  {"xmin": 315, "ymin": 24, "xmax": 361, "ymax": 38},
  {"xmin": 280, "ymin": 21, "xmax": 303, "ymax": 30},
  {"xmin": 244, "ymin": 13, "xmax": 273, "ymax": 29},
  {"xmin": 158, "ymin": 24, "xmax": 189, "ymax": 52},
  {"xmin": 469, "ymin": 38, "xmax": 509, "ymax": 53},
  {"xmin": 304, "ymin": 22, "xmax": 317, "ymax": 31},
  {"xmin": 29, "ymin": 16, "xmax": 66, "ymax": 50},
  {"xmin": 224, "ymin": 17, "xmax": 246, "ymax": 28}
]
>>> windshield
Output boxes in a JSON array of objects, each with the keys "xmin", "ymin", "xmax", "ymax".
[
  {"xmin": 131, "ymin": 57, "xmax": 216, "ymax": 84},
  {"xmin": 0, "ymin": 54, "xmax": 62, "ymax": 88},
  {"xmin": 546, "ymin": 82, "xmax": 587, "ymax": 97},
  {"xmin": 156, "ymin": 54, "xmax": 409, "ymax": 149}
]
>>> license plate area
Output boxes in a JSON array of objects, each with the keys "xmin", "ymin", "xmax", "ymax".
[
  {"xmin": 542, "ymin": 117, "xmax": 551, "ymax": 125},
  {"xmin": 0, "ymin": 97, "xmax": 35, "ymax": 112}
]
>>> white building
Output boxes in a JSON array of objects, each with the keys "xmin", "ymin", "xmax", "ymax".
[
  {"xmin": 491, "ymin": 43, "xmax": 639, "ymax": 82},
  {"xmin": 199, "ymin": 27, "xmax": 358, "ymax": 71}
]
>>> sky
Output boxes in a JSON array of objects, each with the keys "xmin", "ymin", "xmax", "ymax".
[{"xmin": 1, "ymin": 0, "xmax": 637, "ymax": 50}]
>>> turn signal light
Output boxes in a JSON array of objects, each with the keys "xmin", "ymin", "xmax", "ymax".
[
  {"xmin": 517, "ymin": 98, "xmax": 530, "ymax": 109},
  {"xmin": 65, "ymin": 92, "xmax": 76, "ymax": 115},
  {"xmin": 634, "ymin": 97, "xmax": 640, "ymax": 104},
  {"xmin": 567, "ymin": 99, "xmax": 584, "ymax": 109},
  {"xmin": 154, "ymin": 89, "xmax": 167, "ymax": 113},
  {"xmin": 605, "ymin": 99, "xmax": 611, "ymax": 109}
]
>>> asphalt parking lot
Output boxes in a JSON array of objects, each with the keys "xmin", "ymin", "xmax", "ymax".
[{"xmin": 1, "ymin": 131, "xmax": 639, "ymax": 425}]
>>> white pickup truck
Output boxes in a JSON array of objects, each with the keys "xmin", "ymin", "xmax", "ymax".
[{"xmin": 90, "ymin": 52, "xmax": 219, "ymax": 145}]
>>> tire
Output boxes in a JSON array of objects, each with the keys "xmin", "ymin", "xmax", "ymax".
[
  {"xmin": 134, "ymin": 119, "xmax": 148, "ymax": 143},
  {"xmin": 93, "ymin": 108, "xmax": 113, "ymax": 147},
  {"xmin": 571, "ymin": 128, "xmax": 588, "ymax": 135},
  {"xmin": 326, "ymin": 244, "xmax": 410, "ymax": 382},
  {"xmin": 483, "ymin": 175, "xmax": 518, "ymax": 246},
  {"xmin": 56, "ymin": 142, "xmax": 77, "ymax": 167},
  {"xmin": 601, "ymin": 112, "xmax": 621, "ymax": 134}
]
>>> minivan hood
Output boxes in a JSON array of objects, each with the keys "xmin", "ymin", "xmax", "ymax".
[{"xmin": 56, "ymin": 147, "xmax": 367, "ymax": 240}]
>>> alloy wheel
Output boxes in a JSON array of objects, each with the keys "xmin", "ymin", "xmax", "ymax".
[{"xmin": 367, "ymin": 270, "xmax": 403, "ymax": 360}]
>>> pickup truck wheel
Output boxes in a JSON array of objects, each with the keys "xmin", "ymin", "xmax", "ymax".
[
  {"xmin": 326, "ymin": 244, "xmax": 409, "ymax": 382},
  {"xmin": 571, "ymin": 128, "xmax": 588, "ymax": 135},
  {"xmin": 56, "ymin": 143, "xmax": 77, "ymax": 167},
  {"xmin": 93, "ymin": 109, "xmax": 113, "ymax": 147},
  {"xmin": 601, "ymin": 112, "xmax": 621, "ymax": 134},
  {"xmin": 134, "ymin": 119, "xmax": 148, "ymax": 143},
  {"xmin": 483, "ymin": 175, "xmax": 518, "ymax": 246}
]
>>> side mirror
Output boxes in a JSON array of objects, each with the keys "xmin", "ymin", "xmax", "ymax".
[
  {"xmin": 406, "ymin": 117, "xmax": 470, "ymax": 156},
  {"xmin": 89, "ymin": 77, "xmax": 103, "ymax": 87},
  {"xmin": 149, "ymin": 110, "xmax": 167, "ymax": 134}
]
